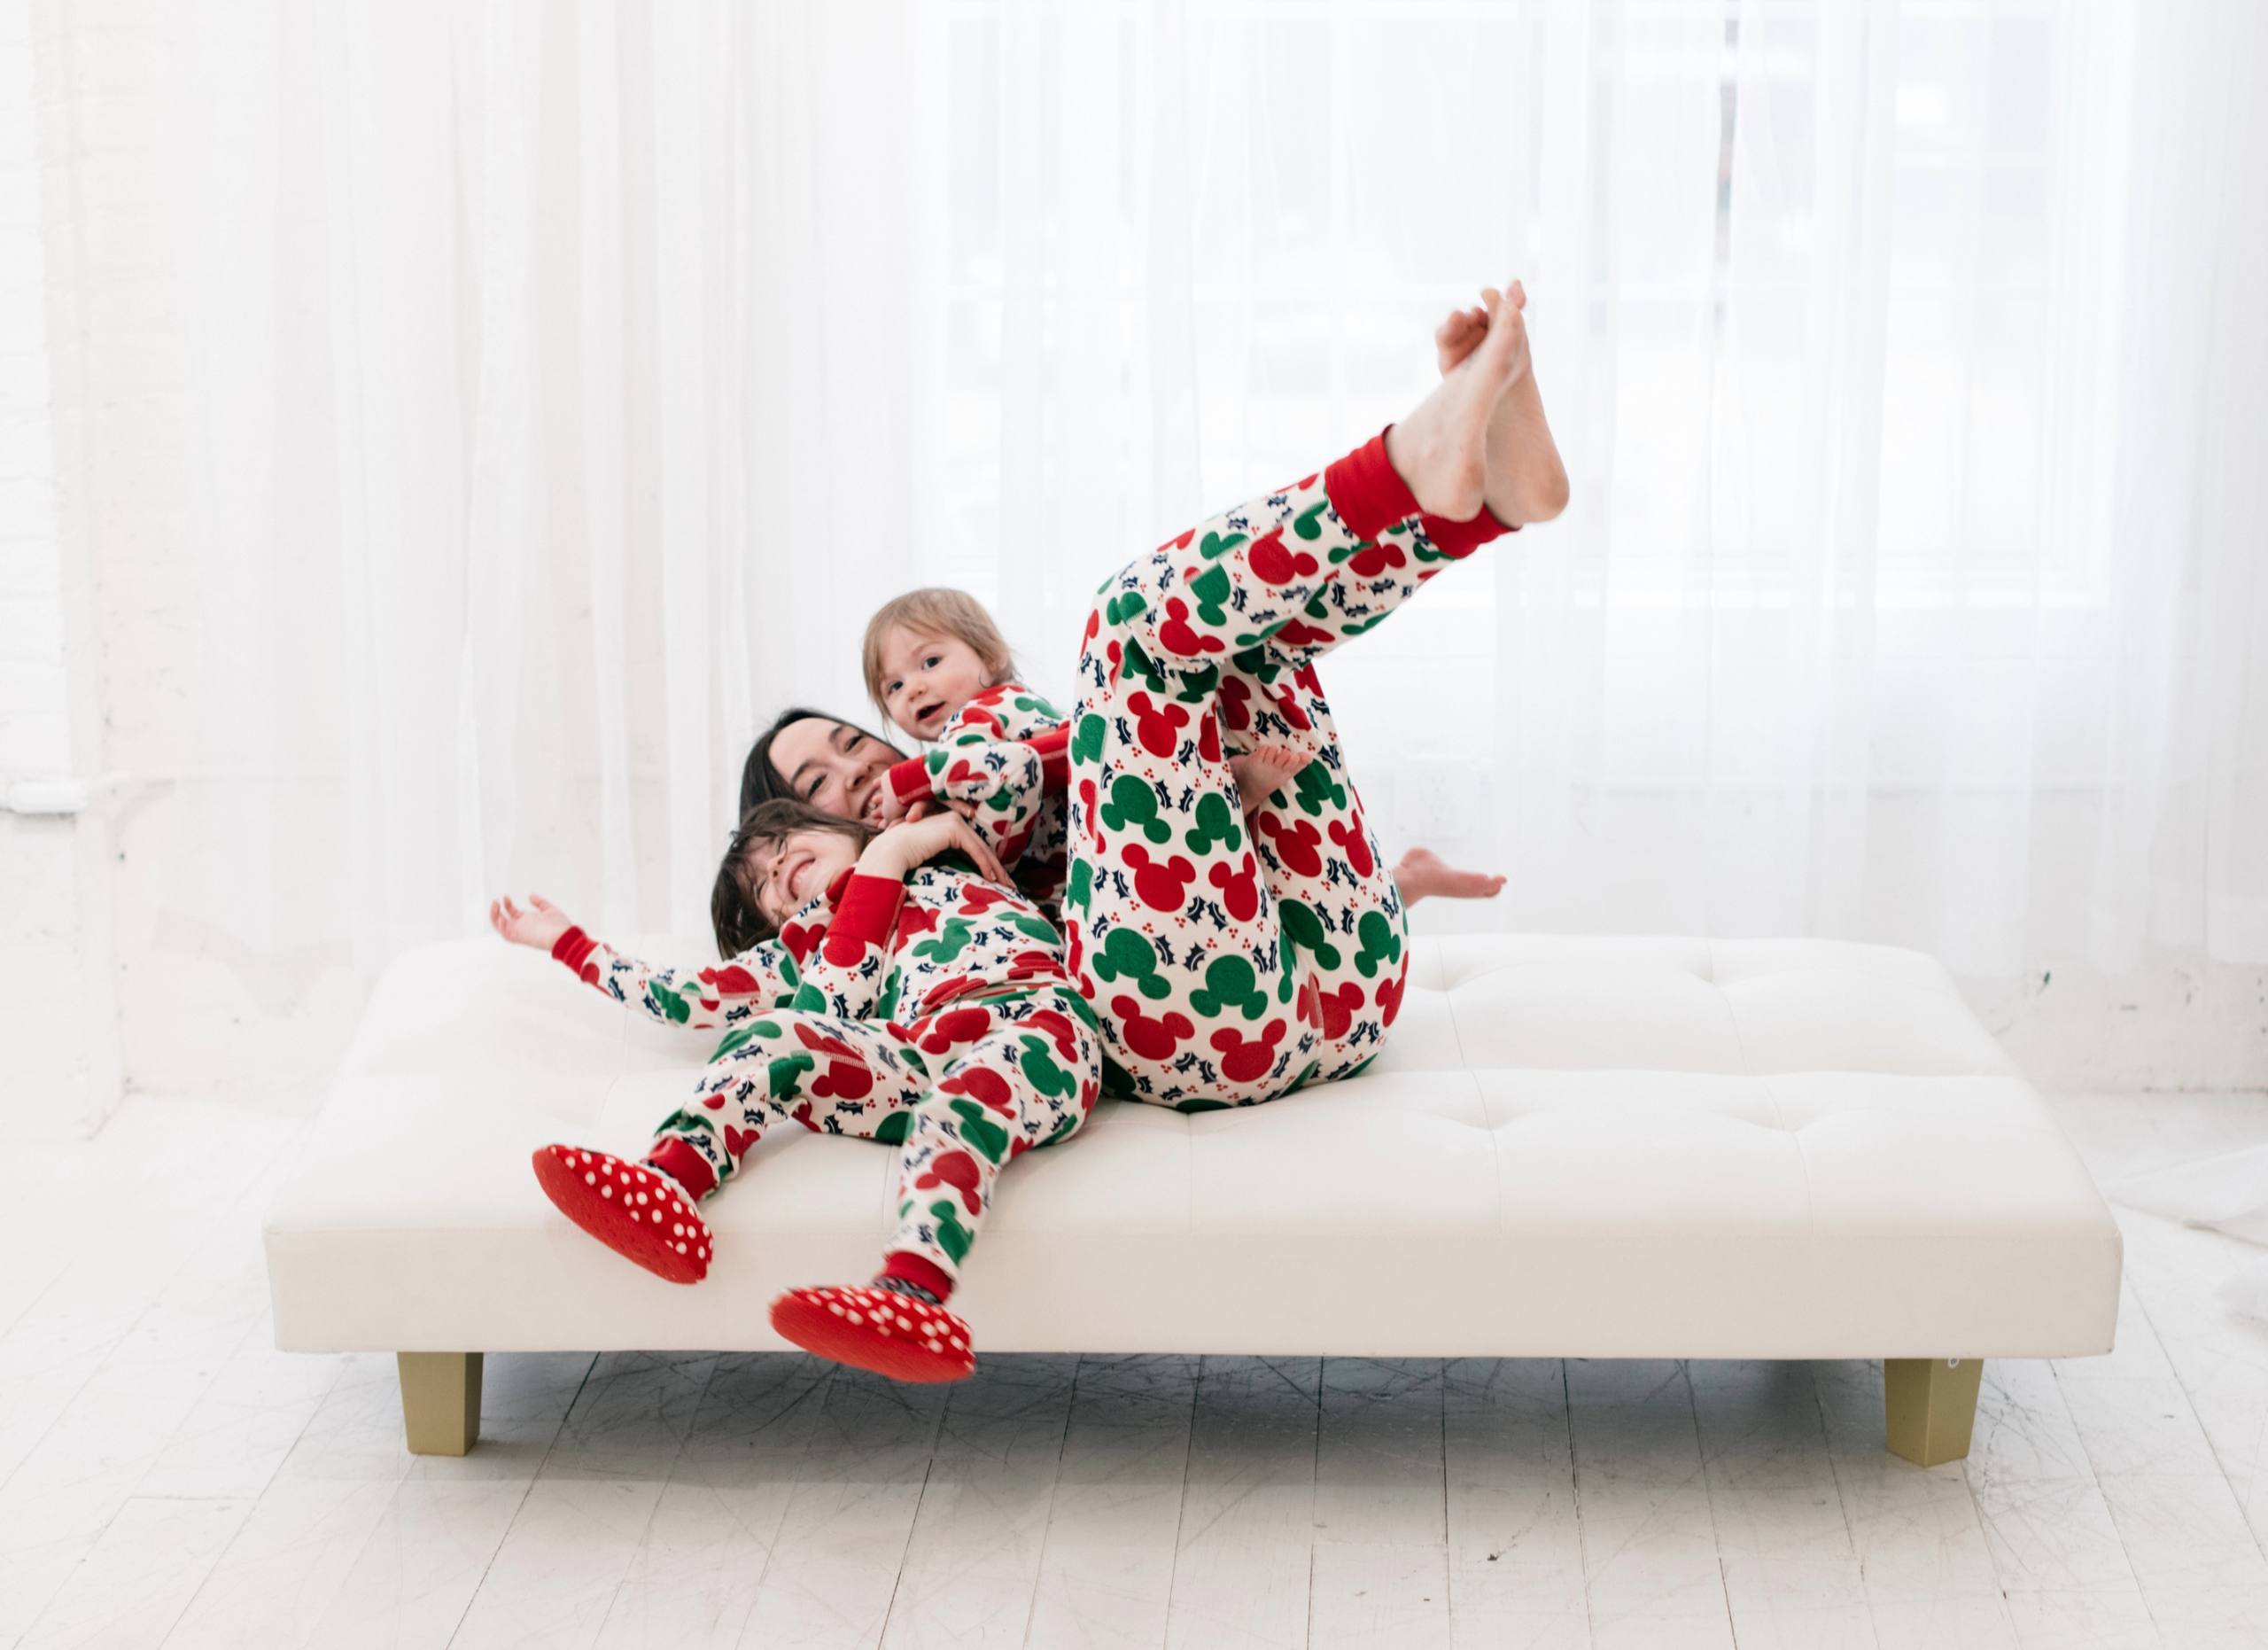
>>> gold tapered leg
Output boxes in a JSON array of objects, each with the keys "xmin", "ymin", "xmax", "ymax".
[
  {"xmin": 1883, "ymin": 1357, "xmax": 1983, "ymax": 1466},
  {"xmin": 397, "ymin": 1352, "xmax": 484, "ymax": 1456}
]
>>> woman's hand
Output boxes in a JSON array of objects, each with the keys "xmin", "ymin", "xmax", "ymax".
[
  {"xmin": 859, "ymin": 811, "xmax": 1011, "ymax": 888},
  {"xmin": 491, "ymin": 893, "xmax": 574, "ymax": 952}
]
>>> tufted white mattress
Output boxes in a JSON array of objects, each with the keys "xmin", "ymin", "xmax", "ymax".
[{"xmin": 264, "ymin": 933, "xmax": 2121, "ymax": 1360}]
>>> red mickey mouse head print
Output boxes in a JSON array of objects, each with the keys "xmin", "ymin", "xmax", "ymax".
[
  {"xmin": 1247, "ymin": 528, "xmax": 1319, "ymax": 588},
  {"xmin": 913, "ymin": 1149, "xmax": 986, "ymax": 1214},
  {"xmin": 1121, "ymin": 844, "xmax": 1199, "ymax": 913},
  {"xmin": 1112, "ymin": 996, "xmax": 1197, "ymax": 1062},
  {"xmin": 1346, "ymin": 540, "xmax": 1408, "ymax": 579},
  {"xmin": 1209, "ymin": 1019, "xmax": 1288, "ymax": 1083},
  {"xmin": 1156, "ymin": 597, "xmax": 1225, "ymax": 658},
  {"xmin": 1126, "ymin": 691, "xmax": 1192, "ymax": 759},
  {"xmin": 1255, "ymin": 813, "xmax": 1324, "ymax": 878},
  {"xmin": 1318, "ymin": 980, "xmax": 1364, "ymax": 1040},
  {"xmin": 1208, "ymin": 852, "xmax": 1261, "ymax": 922},
  {"xmin": 918, "ymin": 1006, "xmax": 995, "ymax": 1055}
]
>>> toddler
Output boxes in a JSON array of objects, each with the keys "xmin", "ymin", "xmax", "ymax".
[
  {"xmin": 865, "ymin": 588, "xmax": 1075, "ymax": 913},
  {"xmin": 865, "ymin": 587, "xmax": 1508, "ymax": 908},
  {"xmin": 492, "ymin": 799, "xmax": 1099, "ymax": 1384}
]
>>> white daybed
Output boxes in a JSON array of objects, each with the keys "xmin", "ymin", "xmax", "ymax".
[{"xmin": 263, "ymin": 933, "xmax": 2122, "ymax": 1466}]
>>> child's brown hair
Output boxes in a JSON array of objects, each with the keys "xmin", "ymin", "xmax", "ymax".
[
  {"xmin": 711, "ymin": 799, "xmax": 876, "ymax": 957},
  {"xmin": 860, "ymin": 588, "xmax": 1015, "ymax": 717}
]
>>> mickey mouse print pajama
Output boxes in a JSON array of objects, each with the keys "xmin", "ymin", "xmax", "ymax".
[
  {"xmin": 552, "ymin": 864, "xmax": 1099, "ymax": 1299},
  {"xmin": 1065, "ymin": 432, "xmax": 1509, "ymax": 1109}
]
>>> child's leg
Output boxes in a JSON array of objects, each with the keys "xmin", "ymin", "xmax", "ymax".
[
  {"xmin": 534, "ymin": 1010, "xmax": 932, "ymax": 1287},
  {"xmin": 644, "ymin": 1011, "xmax": 932, "ymax": 1197},
  {"xmin": 765, "ymin": 989, "xmax": 1101, "ymax": 1383},
  {"xmin": 875, "ymin": 991, "xmax": 1102, "ymax": 1299}
]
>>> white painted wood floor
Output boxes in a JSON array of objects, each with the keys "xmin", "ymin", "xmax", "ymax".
[{"xmin": 4, "ymin": 1092, "xmax": 2267, "ymax": 1649}]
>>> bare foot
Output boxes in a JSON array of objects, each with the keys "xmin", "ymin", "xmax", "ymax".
[
  {"xmin": 1393, "ymin": 845, "xmax": 1506, "ymax": 907},
  {"xmin": 1384, "ymin": 286, "xmax": 1526, "ymax": 520},
  {"xmin": 1435, "ymin": 282, "xmax": 1567, "ymax": 526},
  {"xmin": 1228, "ymin": 746, "xmax": 1309, "ymax": 816}
]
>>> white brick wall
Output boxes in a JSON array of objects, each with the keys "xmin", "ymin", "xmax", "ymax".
[
  {"xmin": 4, "ymin": 0, "xmax": 361, "ymax": 1125},
  {"xmin": 0, "ymin": 0, "xmax": 117, "ymax": 1137},
  {"xmin": 0, "ymin": 0, "xmax": 65, "ymax": 781}
]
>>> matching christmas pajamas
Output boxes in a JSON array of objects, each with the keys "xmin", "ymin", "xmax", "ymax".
[
  {"xmin": 1066, "ymin": 432, "xmax": 1510, "ymax": 1109},
  {"xmin": 551, "ymin": 863, "xmax": 1100, "ymax": 1297},
  {"xmin": 886, "ymin": 683, "xmax": 1072, "ymax": 915}
]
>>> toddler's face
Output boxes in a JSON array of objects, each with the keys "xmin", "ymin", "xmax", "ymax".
[
  {"xmin": 746, "ymin": 828, "xmax": 862, "ymax": 925},
  {"xmin": 878, "ymin": 627, "xmax": 990, "ymax": 741}
]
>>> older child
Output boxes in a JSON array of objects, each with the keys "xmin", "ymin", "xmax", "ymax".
[{"xmin": 491, "ymin": 800, "xmax": 1099, "ymax": 1384}]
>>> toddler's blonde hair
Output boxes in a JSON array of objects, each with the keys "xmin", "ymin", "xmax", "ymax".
[{"xmin": 861, "ymin": 588, "xmax": 1016, "ymax": 716}]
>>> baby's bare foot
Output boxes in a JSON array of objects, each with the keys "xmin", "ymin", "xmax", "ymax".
[
  {"xmin": 1393, "ymin": 844, "xmax": 1506, "ymax": 907},
  {"xmin": 1385, "ymin": 289, "xmax": 1525, "ymax": 521},
  {"xmin": 1228, "ymin": 747, "xmax": 1309, "ymax": 816}
]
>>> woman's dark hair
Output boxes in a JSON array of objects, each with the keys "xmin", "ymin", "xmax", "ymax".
[
  {"xmin": 738, "ymin": 706, "xmax": 904, "ymax": 816},
  {"xmin": 711, "ymin": 798, "xmax": 876, "ymax": 957}
]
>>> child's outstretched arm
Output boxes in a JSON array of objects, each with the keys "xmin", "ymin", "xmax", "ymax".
[{"xmin": 490, "ymin": 895, "xmax": 795, "ymax": 1029}]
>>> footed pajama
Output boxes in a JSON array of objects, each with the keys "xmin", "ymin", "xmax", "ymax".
[
  {"xmin": 551, "ymin": 860, "xmax": 1100, "ymax": 1295},
  {"xmin": 1066, "ymin": 432, "xmax": 1510, "ymax": 1109}
]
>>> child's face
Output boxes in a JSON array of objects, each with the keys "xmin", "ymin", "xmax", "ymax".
[
  {"xmin": 745, "ymin": 827, "xmax": 863, "ymax": 925},
  {"xmin": 877, "ymin": 627, "xmax": 991, "ymax": 741}
]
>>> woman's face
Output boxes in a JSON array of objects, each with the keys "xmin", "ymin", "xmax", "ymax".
[
  {"xmin": 746, "ymin": 827, "xmax": 862, "ymax": 925},
  {"xmin": 765, "ymin": 718, "xmax": 893, "ymax": 826}
]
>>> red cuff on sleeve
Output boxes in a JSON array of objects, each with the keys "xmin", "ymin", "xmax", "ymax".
[
  {"xmin": 552, "ymin": 926, "xmax": 600, "ymax": 975},
  {"xmin": 888, "ymin": 756, "xmax": 934, "ymax": 805},
  {"xmin": 1417, "ymin": 508, "xmax": 1515, "ymax": 560},
  {"xmin": 826, "ymin": 872, "xmax": 905, "ymax": 954},
  {"xmin": 1028, "ymin": 721, "xmax": 1072, "ymax": 788},
  {"xmin": 881, "ymin": 1249, "xmax": 957, "ymax": 1303},
  {"xmin": 1323, "ymin": 428, "xmax": 1422, "ymax": 541}
]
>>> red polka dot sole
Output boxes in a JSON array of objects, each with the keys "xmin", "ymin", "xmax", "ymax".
[
  {"xmin": 532, "ymin": 1145, "xmax": 711, "ymax": 1284},
  {"xmin": 769, "ymin": 1285, "xmax": 977, "ymax": 1383}
]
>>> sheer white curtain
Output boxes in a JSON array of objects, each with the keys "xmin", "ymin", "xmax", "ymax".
[
  {"xmin": 160, "ymin": 0, "xmax": 948, "ymax": 970},
  {"xmin": 137, "ymin": 0, "xmax": 2264, "ymax": 1008}
]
